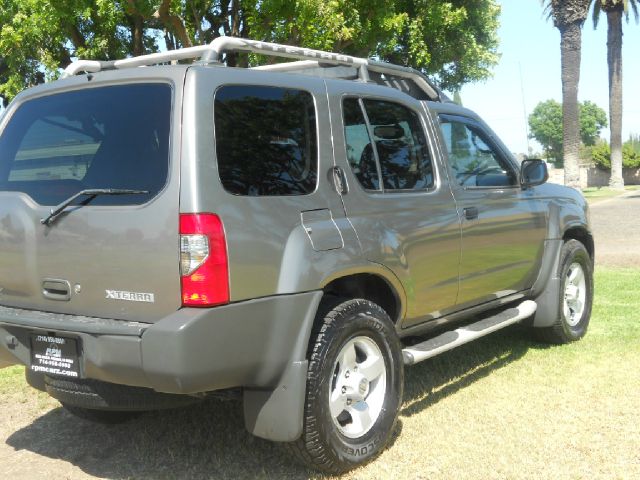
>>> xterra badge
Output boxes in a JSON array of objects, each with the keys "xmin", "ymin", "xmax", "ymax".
[{"xmin": 105, "ymin": 290, "xmax": 155, "ymax": 303}]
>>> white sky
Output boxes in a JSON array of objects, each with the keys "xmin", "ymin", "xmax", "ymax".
[{"xmin": 458, "ymin": 0, "xmax": 640, "ymax": 155}]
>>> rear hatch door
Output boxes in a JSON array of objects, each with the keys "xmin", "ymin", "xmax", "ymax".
[{"xmin": 0, "ymin": 78, "xmax": 182, "ymax": 322}]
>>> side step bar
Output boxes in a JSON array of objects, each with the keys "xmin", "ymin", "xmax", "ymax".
[{"xmin": 402, "ymin": 300, "xmax": 537, "ymax": 365}]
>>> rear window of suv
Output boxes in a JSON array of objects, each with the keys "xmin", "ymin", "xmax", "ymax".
[
  {"xmin": 214, "ymin": 85, "xmax": 317, "ymax": 196},
  {"xmin": 0, "ymin": 83, "xmax": 172, "ymax": 206}
]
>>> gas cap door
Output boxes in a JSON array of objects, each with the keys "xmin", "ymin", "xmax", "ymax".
[{"xmin": 301, "ymin": 209, "xmax": 344, "ymax": 251}]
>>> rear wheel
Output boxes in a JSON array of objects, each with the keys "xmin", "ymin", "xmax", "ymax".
[
  {"xmin": 287, "ymin": 299, "xmax": 403, "ymax": 474},
  {"xmin": 534, "ymin": 239, "xmax": 593, "ymax": 343}
]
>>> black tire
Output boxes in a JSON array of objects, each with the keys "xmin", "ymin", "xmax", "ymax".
[
  {"xmin": 534, "ymin": 239, "xmax": 594, "ymax": 344},
  {"xmin": 62, "ymin": 404, "xmax": 142, "ymax": 424},
  {"xmin": 287, "ymin": 299, "xmax": 403, "ymax": 474}
]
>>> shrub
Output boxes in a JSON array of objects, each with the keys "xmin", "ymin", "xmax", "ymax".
[{"xmin": 591, "ymin": 141, "xmax": 640, "ymax": 170}]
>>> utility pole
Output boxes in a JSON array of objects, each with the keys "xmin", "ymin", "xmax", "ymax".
[{"xmin": 519, "ymin": 62, "xmax": 531, "ymax": 156}]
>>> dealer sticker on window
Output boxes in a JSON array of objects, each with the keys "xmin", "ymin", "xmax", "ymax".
[{"xmin": 30, "ymin": 334, "xmax": 80, "ymax": 378}]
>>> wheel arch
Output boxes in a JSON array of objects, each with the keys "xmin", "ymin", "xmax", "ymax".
[
  {"xmin": 563, "ymin": 226, "xmax": 594, "ymax": 260},
  {"xmin": 531, "ymin": 225, "xmax": 594, "ymax": 329},
  {"xmin": 320, "ymin": 271, "xmax": 405, "ymax": 325}
]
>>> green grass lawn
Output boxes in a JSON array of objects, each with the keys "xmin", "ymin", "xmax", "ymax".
[
  {"xmin": 582, "ymin": 185, "xmax": 640, "ymax": 204},
  {"xmin": 391, "ymin": 267, "xmax": 640, "ymax": 479},
  {"xmin": 1, "ymin": 267, "xmax": 639, "ymax": 479}
]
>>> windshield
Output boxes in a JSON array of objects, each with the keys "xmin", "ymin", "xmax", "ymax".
[{"xmin": 0, "ymin": 83, "xmax": 172, "ymax": 206}]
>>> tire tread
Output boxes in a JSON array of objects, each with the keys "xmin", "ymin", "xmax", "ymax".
[{"xmin": 285, "ymin": 298, "xmax": 402, "ymax": 474}]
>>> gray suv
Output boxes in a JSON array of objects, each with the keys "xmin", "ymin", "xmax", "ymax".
[{"xmin": 0, "ymin": 38, "xmax": 593, "ymax": 473}]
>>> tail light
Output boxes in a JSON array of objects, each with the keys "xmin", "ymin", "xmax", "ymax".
[{"xmin": 179, "ymin": 213, "xmax": 229, "ymax": 306}]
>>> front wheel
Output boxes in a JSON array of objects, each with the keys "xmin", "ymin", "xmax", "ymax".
[
  {"xmin": 534, "ymin": 239, "xmax": 594, "ymax": 344},
  {"xmin": 287, "ymin": 299, "xmax": 403, "ymax": 474}
]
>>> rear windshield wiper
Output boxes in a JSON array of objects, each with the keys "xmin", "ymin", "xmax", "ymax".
[{"xmin": 40, "ymin": 189, "xmax": 149, "ymax": 226}]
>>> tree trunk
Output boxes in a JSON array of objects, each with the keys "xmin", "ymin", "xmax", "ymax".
[
  {"xmin": 153, "ymin": 0, "xmax": 192, "ymax": 48},
  {"xmin": 124, "ymin": 0, "xmax": 145, "ymax": 56},
  {"xmin": 131, "ymin": 15, "xmax": 144, "ymax": 56},
  {"xmin": 68, "ymin": 23, "xmax": 88, "ymax": 52},
  {"xmin": 607, "ymin": 8, "xmax": 624, "ymax": 190},
  {"xmin": 560, "ymin": 21, "xmax": 583, "ymax": 189}
]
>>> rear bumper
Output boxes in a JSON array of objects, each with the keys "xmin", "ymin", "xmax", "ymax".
[{"xmin": 0, "ymin": 291, "xmax": 322, "ymax": 394}]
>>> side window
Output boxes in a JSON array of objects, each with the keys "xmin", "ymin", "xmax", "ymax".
[
  {"xmin": 214, "ymin": 85, "xmax": 317, "ymax": 196},
  {"xmin": 439, "ymin": 118, "xmax": 517, "ymax": 188},
  {"xmin": 363, "ymin": 99, "xmax": 434, "ymax": 191},
  {"xmin": 342, "ymin": 97, "xmax": 434, "ymax": 192}
]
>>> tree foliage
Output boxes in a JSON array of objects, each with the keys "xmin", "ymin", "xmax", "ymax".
[
  {"xmin": 580, "ymin": 100, "xmax": 609, "ymax": 146},
  {"xmin": 528, "ymin": 99, "xmax": 607, "ymax": 163},
  {"xmin": 592, "ymin": 0, "xmax": 639, "ymax": 28},
  {"xmin": 0, "ymin": 0, "xmax": 501, "ymax": 106},
  {"xmin": 591, "ymin": 137, "xmax": 640, "ymax": 169},
  {"xmin": 529, "ymin": 100, "xmax": 563, "ymax": 162}
]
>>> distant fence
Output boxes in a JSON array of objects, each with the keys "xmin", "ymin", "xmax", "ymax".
[{"xmin": 547, "ymin": 165, "xmax": 640, "ymax": 188}]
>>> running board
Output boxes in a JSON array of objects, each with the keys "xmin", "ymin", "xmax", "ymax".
[{"xmin": 402, "ymin": 300, "xmax": 537, "ymax": 365}]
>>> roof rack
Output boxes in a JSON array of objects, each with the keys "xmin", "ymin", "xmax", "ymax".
[{"xmin": 63, "ymin": 37, "xmax": 442, "ymax": 101}]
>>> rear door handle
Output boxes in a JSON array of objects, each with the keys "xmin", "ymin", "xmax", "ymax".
[
  {"xmin": 463, "ymin": 206, "xmax": 479, "ymax": 220},
  {"xmin": 331, "ymin": 166, "xmax": 348, "ymax": 195}
]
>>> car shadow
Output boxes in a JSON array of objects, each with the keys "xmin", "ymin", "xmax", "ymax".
[
  {"xmin": 400, "ymin": 324, "xmax": 532, "ymax": 417},
  {"xmin": 6, "ymin": 325, "xmax": 536, "ymax": 479},
  {"xmin": 6, "ymin": 396, "xmax": 320, "ymax": 480}
]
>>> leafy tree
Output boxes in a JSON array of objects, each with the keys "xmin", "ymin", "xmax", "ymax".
[
  {"xmin": 0, "ymin": 0, "xmax": 501, "ymax": 106},
  {"xmin": 529, "ymin": 100, "xmax": 563, "ymax": 162},
  {"xmin": 592, "ymin": 0, "xmax": 639, "ymax": 189},
  {"xmin": 0, "ymin": 0, "xmax": 137, "ymax": 106},
  {"xmin": 544, "ymin": 0, "xmax": 592, "ymax": 188},
  {"xmin": 529, "ymin": 99, "xmax": 607, "ymax": 163},
  {"xmin": 250, "ymin": 1, "xmax": 501, "ymax": 89},
  {"xmin": 580, "ymin": 100, "xmax": 609, "ymax": 145},
  {"xmin": 376, "ymin": 0, "xmax": 501, "ymax": 89}
]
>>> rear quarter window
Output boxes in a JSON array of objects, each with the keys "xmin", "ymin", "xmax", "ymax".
[
  {"xmin": 214, "ymin": 85, "xmax": 317, "ymax": 196},
  {"xmin": 0, "ymin": 84, "xmax": 172, "ymax": 205}
]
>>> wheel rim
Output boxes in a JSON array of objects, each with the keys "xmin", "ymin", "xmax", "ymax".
[
  {"xmin": 329, "ymin": 336, "xmax": 387, "ymax": 439},
  {"xmin": 563, "ymin": 262, "xmax": 587, "ymax": 327}
]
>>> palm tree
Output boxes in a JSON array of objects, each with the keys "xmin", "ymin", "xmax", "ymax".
[
  {"xmin": 544, "ymin": 1, "xmax": 592, "ymax": 189},
  {"xmin": 592, "ymin": 0, "xmax": 639, "ymax": 190}
]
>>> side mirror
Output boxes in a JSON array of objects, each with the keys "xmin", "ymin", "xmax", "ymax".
[{"xmin": 520, "ymin": 159, "xmax": 548, "ymax": 188}]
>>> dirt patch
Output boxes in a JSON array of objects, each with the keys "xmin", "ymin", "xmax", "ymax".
[{"xmin": 0, "ymin": 392, "xmax": 306, "ymax": 480}]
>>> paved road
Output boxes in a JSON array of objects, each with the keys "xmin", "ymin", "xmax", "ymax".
[{"xmin": 589, "ymin": 189, "xmax": 640, "ymax": 267}]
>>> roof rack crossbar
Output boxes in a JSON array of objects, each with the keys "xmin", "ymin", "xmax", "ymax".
[
  {"xmin": 201, "ymin": 37, "xmax": 372, "ymax": 83},
  {"xmin": 62, "ymin": 45, "xmax": 212, "ymax": 77},
  {"xmin": 62, "ymin": 37, "xmax": 439, "ymax": 100}
]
